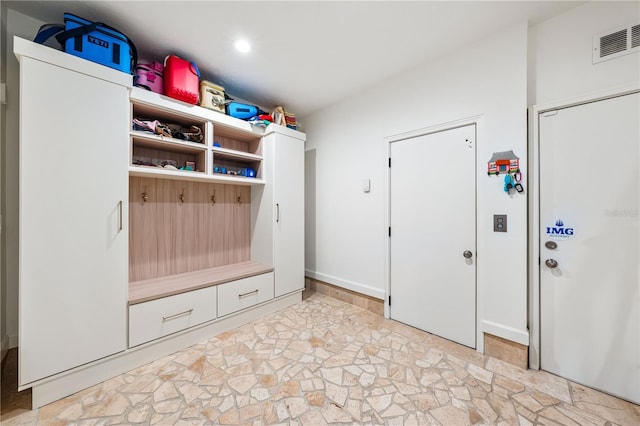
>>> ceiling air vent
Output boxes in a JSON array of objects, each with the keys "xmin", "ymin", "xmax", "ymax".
[
  {"xmin": 593, "ymin": 23, "xmax": 640, "ymax": 63},
  {"xmin": 632, "ymin": 24, "xmax": 640, "ymax": 49}
]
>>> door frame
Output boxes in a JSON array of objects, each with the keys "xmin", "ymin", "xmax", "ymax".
[
  {"xmin": 384, "ymin": 114, "xmax": 484, "ymax": 352},
  {"xmin": 528, "ymin": 83, "xmax": 640, "ymax": 370}
]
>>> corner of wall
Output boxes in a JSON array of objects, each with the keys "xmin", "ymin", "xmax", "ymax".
[{"xmin": 1, "ymin": 1, "xmax": 9, "ymax": 351}]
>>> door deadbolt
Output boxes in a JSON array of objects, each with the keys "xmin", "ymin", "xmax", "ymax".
[
  {"xmin": 545, "ymin": 241, "xmax": 558, "ymax": 250},
  {"xmin": 545, "ymin": 259, "xmax": 558, "ymax": 268},
  {"xmin": 463, "ymin": 250, "xmax": 473, "ymax": 259}
]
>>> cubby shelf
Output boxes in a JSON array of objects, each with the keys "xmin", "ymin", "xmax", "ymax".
[
  {"xmin": 129, "ymin": 87, "xmax": 265, "ymax": 185},
  {"xmin": 212, "ymin": 146, "xmax": 263, "ymax": 162},
  {"xmin": 130, "ymin": 131, "xmax": 207, "ymax": 152},
  {"xmin": 130, "ymin": 87, "xmax": 262, "ymax": 138},
  {"xmin": 128, "ymin": 165, "xmax": 265, "ymax": 185}
]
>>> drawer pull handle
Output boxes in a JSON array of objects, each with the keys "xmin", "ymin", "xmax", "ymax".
[
  {"xmin": 162, "ymin": 309, "xmax": 193, "ymax": 321},
  {"xmin": 238, "ymin": 289, "xmax": 259, "ymax": 298}
]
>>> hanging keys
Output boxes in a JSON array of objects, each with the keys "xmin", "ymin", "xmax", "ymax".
[{"xmin": 504, "ymin": 173, "xmax": 514, "ymax": 193}]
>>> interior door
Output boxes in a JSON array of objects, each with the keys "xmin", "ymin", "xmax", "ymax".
[
  {"xmin": 539, "ymin": 92, "xmax": 639, "ymax": 404},
  {"xmin": 390, "ymin": 124, "xmax": 476, "ymax": 348}
]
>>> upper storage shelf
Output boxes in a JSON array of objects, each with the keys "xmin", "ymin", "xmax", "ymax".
[
  {"xmin": 130, "ymin": 88, "xmax": 262, "ymax": 137},
  {"xmin": 129, "ymin": 87, "xmax": 266, "ymax": 185}
]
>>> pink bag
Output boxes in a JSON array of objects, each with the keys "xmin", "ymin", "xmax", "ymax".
[{"xmin": 134, "ymin": 61, "xmax": 163, "ymax": 94}]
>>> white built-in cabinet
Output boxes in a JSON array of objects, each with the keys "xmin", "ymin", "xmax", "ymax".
[
  {"xmin": 266, "ymin": 132, "xmax": 305, "ymax": 297},
  {"xmin": 14, "ymin": 37, "xmax": 305, "ymax": 407},
  {"xmin": 16, "ymin": 39, "xmax": 130, "ymax": 386}
]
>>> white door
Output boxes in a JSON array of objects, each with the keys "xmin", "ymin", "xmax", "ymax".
[
  {"xmin": 19, "ymin": 57, "xmax": 128, "ymax": 385},
  {"xmin": 273, "ymin": 133, "xmax": 305, "ymax": 297},
  {"xmin": 539, "ymin": 92, "xmax": 639, "ymax": 404},
  {"xmin": 390, "ymin": 124, "xmax": 476, "ymax": 348}
]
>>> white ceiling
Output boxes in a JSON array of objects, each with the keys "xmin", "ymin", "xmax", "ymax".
[{"xmin": 6, "ymin": 1, "xmax": 582, "ymax": 117}]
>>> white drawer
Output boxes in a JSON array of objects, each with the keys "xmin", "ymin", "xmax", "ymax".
[
  {"xmin": 217, "ymin": 272, "xmax": 274, "ymax": 317},
  {"xmin": 129, "ymin": 286, "xmax": 217, "ymax": 347}
]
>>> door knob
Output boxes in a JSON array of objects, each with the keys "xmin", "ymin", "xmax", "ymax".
[
  {"xmin": 463, "ymin": 250, "xmax": 473, "ymax": 259},
  {"xmin": 545, "ymin": 259, "xmax": 558, "ymax": 268}
]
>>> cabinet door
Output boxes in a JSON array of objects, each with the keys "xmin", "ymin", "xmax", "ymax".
[
  {"xmin": 19, "ymin": 57, "xmax": 128, "ymax": 385},
  {"xmin": 273, "ymin": 134, "xmax": 305, "ymax": 297}
]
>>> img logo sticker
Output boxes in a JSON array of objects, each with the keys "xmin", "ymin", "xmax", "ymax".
[{"xmin": 546, "ymin": 219, "xmax": 574, "ymax": 239}]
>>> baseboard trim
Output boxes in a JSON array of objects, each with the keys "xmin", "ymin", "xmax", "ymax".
[
  {"xmin": 484, "ymin": 332, "xmax": 528, "ymax": 370},
  {"xmin": 481, "ymin": 320, "xmax": 529, "ymax": 346},
  {"xmin": 306, "ymin": 278, "xmax": 384, "ymax": 316},
  {"xmin": 28, "ymin": 292, "xmax": 301, "ymax": 408},
  {"xmin": 305, "ymin": 270, "xmax": 385, "ymax": 300}
]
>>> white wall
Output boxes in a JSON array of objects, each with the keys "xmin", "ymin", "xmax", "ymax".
[
  {"xmin": 529, "ymin": 1, "xmax": 640, "ymax": 106},
  {"xmin": 2, "ymin": 9, "xmax": 45, "ymax": 350},
  {"xmin": 304, "ymin": 22, "xmax": 529, "ymax": 348}
]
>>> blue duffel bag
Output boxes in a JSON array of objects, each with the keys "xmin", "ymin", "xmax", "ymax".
[{"xmin": 34, "ymin": 13, "xmax": 137, "ymax": 74}]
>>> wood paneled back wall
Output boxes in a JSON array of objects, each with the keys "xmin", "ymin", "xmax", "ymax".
[{"xmin": 129, "ymin": 177, "xmax": 251, "ymax": 282}]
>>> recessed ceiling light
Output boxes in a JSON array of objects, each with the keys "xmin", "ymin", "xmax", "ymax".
[{"xmin": 234, "ymin": 39, "xmax": 251, "ymax": 53}]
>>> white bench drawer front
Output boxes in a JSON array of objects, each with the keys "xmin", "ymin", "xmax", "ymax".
[
  {"xmin": 129, "ymin": 286, "xmax": 217, "ymax": 347},
  {"xmin": 217, "ymin": 273, "xmax": 274, "ymax": 317}
]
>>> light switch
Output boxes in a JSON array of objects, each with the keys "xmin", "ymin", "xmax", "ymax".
[
  {"xmin": 494, "ymin": 214, "xmax": 507, "ymax": 232},
  {"xmin": 363, "ymin": 179, "xmax": 370, "ymax": 193}
]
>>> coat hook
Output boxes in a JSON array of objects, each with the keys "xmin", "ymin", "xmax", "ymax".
[
  {"xmin": 211, "ymin": 190, "xmax": 216, "ymax": 204},
  {"xmin": 237, "ymin": 194, "xmax": 242, "ymax": 204},
  {"xmin": 141, "ymin": 191, "xmax": 149, "ymax": 202},
  {"xmin": 179, "ymin": 189, "xmax": 185, "ymax": 203}
]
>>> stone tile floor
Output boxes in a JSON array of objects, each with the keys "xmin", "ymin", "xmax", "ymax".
[{"xmin": 1, "ymin": 293, "xmax": 639, "ymax": 425}]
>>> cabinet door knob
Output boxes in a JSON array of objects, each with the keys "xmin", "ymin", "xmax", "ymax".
[{"xmin": 276, "ymin": 203, "xmax": 280, "ymax": 223}]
